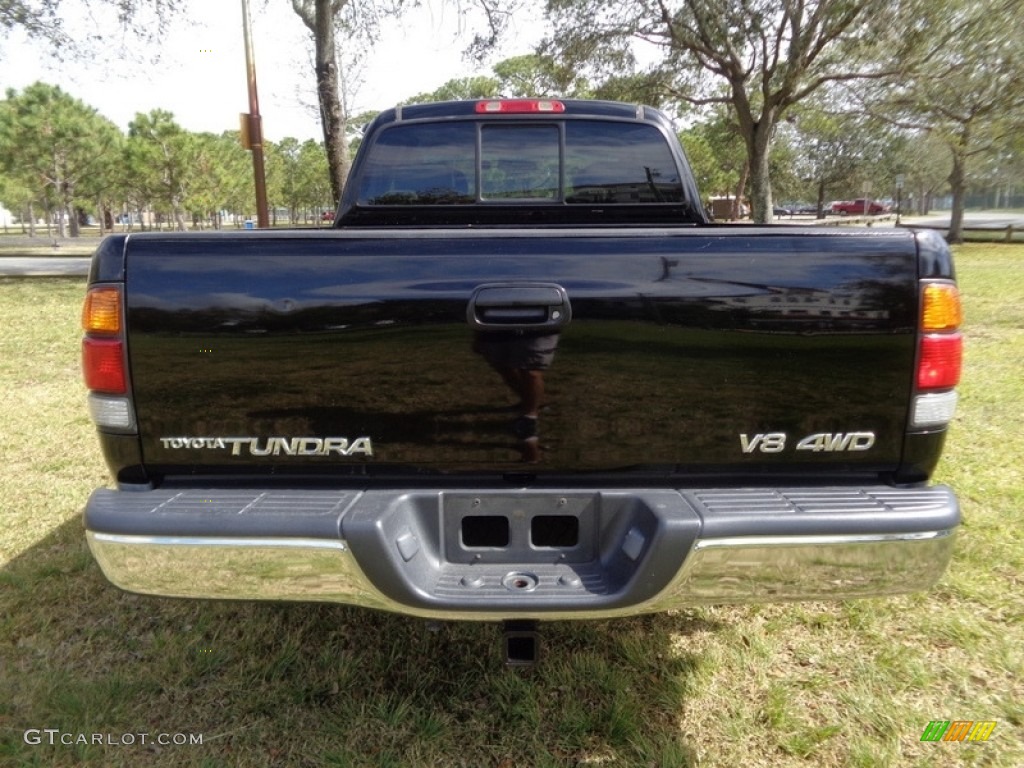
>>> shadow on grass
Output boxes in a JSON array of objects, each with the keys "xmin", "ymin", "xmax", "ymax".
[{"xmin": 2, "ymin": 516, "xmax": 719, "ymax": 768}]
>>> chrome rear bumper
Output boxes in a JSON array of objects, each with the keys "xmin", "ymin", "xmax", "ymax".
[{"xmin": 85, "ymin": 486, "xmax": 958, "ymax": 621}]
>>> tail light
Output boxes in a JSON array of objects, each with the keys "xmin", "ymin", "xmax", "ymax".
[
  {"xmin": 82, "ymin": 285, "xmax": 135, "ymax": 430},
  {"xmin": 921, "ymin": 283, "xmax": 963, "ymax": 330},
  {"xmin": 82, "ymin": 286, "xmax": 122, "ymax": 334},
  {"xmin": 475, "ymin": 99, "xmax": 566, "ymax": 114},
  {"xmin": 82, "ymin": 338, "xmax": 126, "ymax": 393},
  {"xmin": 912, "ymin": 281, "xmax": 962, "ymax": 428}
]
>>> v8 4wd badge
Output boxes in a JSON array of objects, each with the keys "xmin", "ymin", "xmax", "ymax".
[{"xmin": 740, "ymin": 431, "xmax": 876, "ymax": 454}]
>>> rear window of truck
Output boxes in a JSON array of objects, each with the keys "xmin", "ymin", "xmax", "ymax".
[{"xmin": 355, "ymin": 120, "xmax": 685, "ymax": 206}]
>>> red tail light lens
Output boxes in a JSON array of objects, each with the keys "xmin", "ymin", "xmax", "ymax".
[
  {"xmin": 917, "ymin": 333, "xmax": 962, "ymax": 390},
  {"xmin": 83, "ymin": 339, "xmax": 126, "ymax": 393}
]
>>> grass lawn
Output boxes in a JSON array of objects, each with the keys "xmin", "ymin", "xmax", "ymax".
[{"xmin": 1, "ymin": 245, "xmax": 1021, "ymax": 766}]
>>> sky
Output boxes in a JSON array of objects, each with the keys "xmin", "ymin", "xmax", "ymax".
[{"xmin": 0, "ymin": 0, "xmax": 544, "ymax": 142}]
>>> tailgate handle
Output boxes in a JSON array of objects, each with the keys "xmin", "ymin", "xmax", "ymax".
[{"xmin": 467, "ymin": 283, "xmax": 572, "ymax": 331}]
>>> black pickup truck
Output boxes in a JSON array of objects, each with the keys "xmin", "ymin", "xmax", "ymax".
[{"xmin": 82, "ymin": 99, "xmax": 962, "ymax": 659}]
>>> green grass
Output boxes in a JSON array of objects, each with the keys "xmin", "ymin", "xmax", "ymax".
[{"xmin": 1, "ymin": 246, "xmax": 1023, "ymax": 766}]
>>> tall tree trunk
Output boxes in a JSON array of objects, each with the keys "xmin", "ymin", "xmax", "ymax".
[
  {"xmin": 66, "ymin": 185, "xmax": 80, "ymax": 238},
  {"xmin": 747, "ymin": 120, "xmax": 774, "ymax": 224},
  {"xmin": 173, "ymin": 199, "xmax": 187, "ymax": 231},
  {"xmin": 733, "ymin": 160, "xmax": 749, "ymax": 220},
  {"xmin": 293, "ymin": 0, "xmax": 350, "ymax": 206},
  {"xmin": 732, "ymin": 83, "xmax": 776, "ymax": 225},
  {"xmin": 52, "ymin": 150, "xmax": 65, "ymax": 238},
  {"xmin": 946, "ymin": 132, "xmax": 969, "ymax": 245}
]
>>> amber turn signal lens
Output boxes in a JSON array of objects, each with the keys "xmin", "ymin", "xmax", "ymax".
[
  {"xmin": 82, "ymin": 286, "xmax": 122, "ymax": 335},
  {"xmin": 922, "ymin": 283, "xmax": 962, "ymax": 331}
]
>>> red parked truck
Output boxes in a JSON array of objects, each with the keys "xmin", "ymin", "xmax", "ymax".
[{"xmin": 830, "ymin": 199, "xmax": 890, "ymax": 215}]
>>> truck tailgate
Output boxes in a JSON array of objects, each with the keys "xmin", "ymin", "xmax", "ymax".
[{"xmin": 122, "ymin": 228, "xmax": 919, "ymax": 480}]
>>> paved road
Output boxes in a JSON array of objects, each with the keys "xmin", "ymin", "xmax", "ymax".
[
  {"xmin": 899, "ymin": 212, "xmax": 1024, "ymax": 230},
  {"xmin": 0, "ymin": 234, "xmax": 93, "ymax": 275},
  {"xmin": 0, "ymin": 257, "xmax": 91, "ymax": 277}
]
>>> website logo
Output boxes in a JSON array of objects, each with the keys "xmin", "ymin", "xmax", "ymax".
[{"xmin": 920, "ymin": 721, "xmax": 997, "ymax": 742}]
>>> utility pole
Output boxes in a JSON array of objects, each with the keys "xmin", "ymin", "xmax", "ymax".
[
  {"xmin": 241, "ymin": 0, "xmax": 270, "ymax": 228},
  {"xmin": 895, "ymin": 175, "xmax": 904, "ymax": 227}
]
